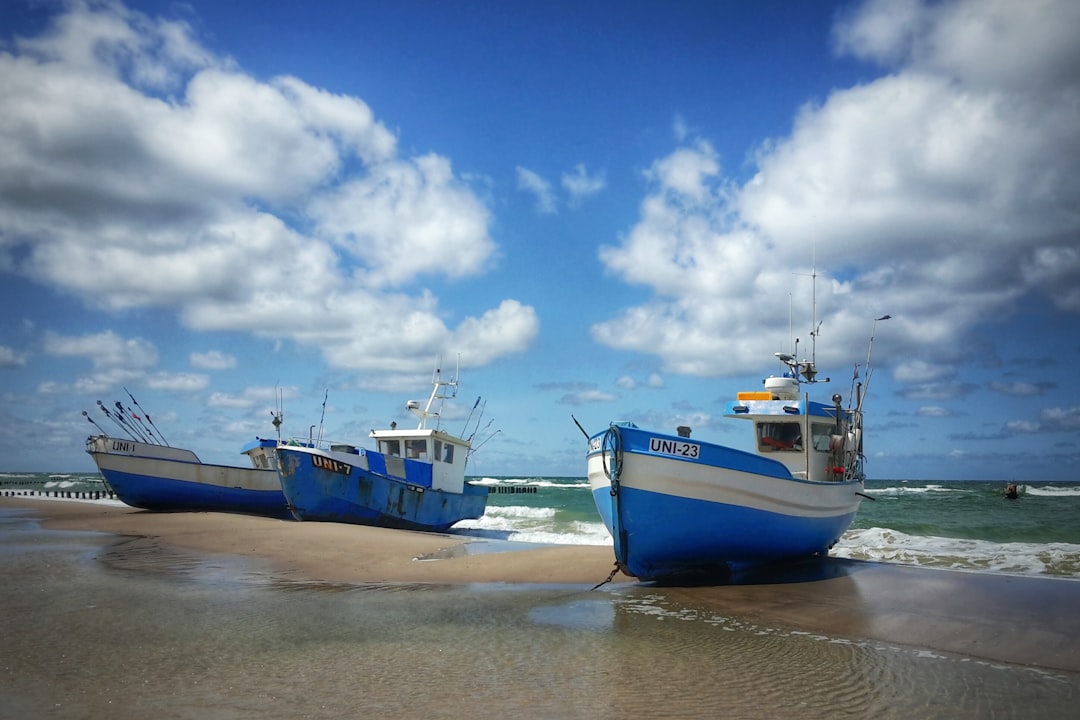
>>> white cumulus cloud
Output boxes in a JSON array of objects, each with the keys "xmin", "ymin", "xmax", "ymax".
[
  {"xmin": 0, "ymin": 1, "xmax": 535, "ymax": 386},
  {"xmin": 593, "ymin": 0, "xmax": 1080, "ymax": 381}
]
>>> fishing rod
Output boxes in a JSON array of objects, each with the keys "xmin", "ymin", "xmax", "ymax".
[
  {"xmin": 316, "ymin": 389, "xmax": 328, "ymax": 444},
  {"xmin": 119, "ymin": 401, "xmax": 152, "ymax": 443},
  {"xmin": 471, "ymin": 428, "xmax": 501, "ymax": 453},
  {"xmin": 459, "ymin": 396, "xmax": 481, "ymax": 437},
  {"xmin": 97, "ymin": 400, "xmax": 135, "ymax": 440},
  {"xmin": 468, "ymin": 410, "xmax": 492, "ymax": 444},
  {"xmin": 114, "ymin": 400, "xmax": 150, "ymax": 443},
  {"xmin": 123, "ymin": 402, "xmax": 160, "ymax": 445},
  {"xmin": 860, "ymin": 315, "xmax": 892, "ymax": 404},
  {"xmin": 854, "ymin": 314, "xmax": 892, "ymax": 415},
  {"xmin": 124, "ymin": 386, "xmax": 169, "ymax": 446},
  {"xmin": 82, "ymin": 410, "xmax": 108, "ymax": 435},
  {"xmin": 466, "ymin": 400, "xmax": 488, "ymax": 442},
  {"xmin": 464, "ymin": 429, "xmax": 501, "ymax": 471},
  {"xmin": 571, "ymin": 414, "xmax": 589, "ymax": 440},
  {"xmin": 477, "ymin": 416, "xmax": 495, "ymax": 437},
  {"xmin": 107, "ymin": 400, "xmax": 142, "ymax": 441}
]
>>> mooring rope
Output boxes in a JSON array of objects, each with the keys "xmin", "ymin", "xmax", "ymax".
[{"xmin": 591, "ymin": 561, "xmax": 622, "ymax": 591}]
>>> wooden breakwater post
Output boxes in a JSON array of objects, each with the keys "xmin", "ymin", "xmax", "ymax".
[{"xmin": 1, "ymin": 489, "xmax": 116, "ymax": 500}]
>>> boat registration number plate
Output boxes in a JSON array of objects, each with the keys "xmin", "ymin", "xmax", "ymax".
[
  {"xmin": 649, "ymin": 438, "xmax": 700, "ymax": 459},
  {"xmin": 312, "ymin": 454, "xmax": 352, "ymax": 476}
]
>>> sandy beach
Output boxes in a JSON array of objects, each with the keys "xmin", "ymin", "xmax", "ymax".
[
  {"xmin": 8, "ymin": 496, "xmax": 1080, "ymax": 675},
  {"xmin": 23, "ymin": 497, "xmax": 632, "ymax": 586}
]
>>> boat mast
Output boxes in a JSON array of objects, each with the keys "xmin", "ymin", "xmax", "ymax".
[
  {"xmin": 412, "ymin": 356, "xmax": 460, "ymax": 430},
  {"xmin": 791, "ymin": 251, "xmax": 821, "ymax": 384},
  {"xmin": 271, "ymin": 385, "xmax": 284, "ymax": 442},
  {"xmin": 805, "ymin": 249, "xmax": 820, "ymax": 383}
]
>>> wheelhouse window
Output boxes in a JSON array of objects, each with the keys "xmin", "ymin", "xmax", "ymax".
[
  {"xmin": 405, "ymin": 438, "xmax": 428, "ymax": 459},
  {"xmin": 757, "ymin": 422, "xmax": 803, "ymax": 452},
  {"xmin": 380, "ymin": 439, "xmax": 401, "ymax": 456},
  {"xmin": 251, "ymin": 452, "xmax": 272, "ymax": 469},
  {"xmin": 430, "ymin": 441, "xmax": 455, "ymax": 464},
  {"xmin": 758, "ymin": 422, "xmax": 835, "ymax": 453},
  {"xmin": 810, "ymin": 423, "xmax": 834, "ymax": 452}
]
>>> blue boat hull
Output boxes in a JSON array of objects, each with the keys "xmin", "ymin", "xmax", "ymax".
[
  {"xmin": 276, "ymin": 446, "xmax": 488, "ymax": 532},
  {"xmin": 590, "ymin": 484, "xmax": 857, "ymax": 579},
  {"xmin": 101, "ymin": 466, "xmax": 292, "ymax": 518},
  {"xmin": 587, "ymin": 424, "xmax": 863, "ymax": 580},
  {"xmin": 86, "ymin": 435, "xmax": 290, "ymax": 518}
]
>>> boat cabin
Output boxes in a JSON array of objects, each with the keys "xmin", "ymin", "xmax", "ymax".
[
  {"xmin": 726, "ymin": 386, "xmax": 857, "ymax": 482},
  {"xmin": 370, "ymin": 428, "xmax": 470, "ymax": 493},
  {"xmin": 240, "ymin": 437, "xmax": 281, "ymax": 471}
]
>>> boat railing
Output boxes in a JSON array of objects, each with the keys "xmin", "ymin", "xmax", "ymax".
[{"xmin": 280, "ymin": 437, "xmax": 366, "ymax": 456}]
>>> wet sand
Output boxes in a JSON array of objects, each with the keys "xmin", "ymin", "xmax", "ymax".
[{"xmin": 10, "ymin": 497, "xmax": 1080, "ymax": 673}]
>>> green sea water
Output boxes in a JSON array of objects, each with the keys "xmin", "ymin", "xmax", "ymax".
[{"xmin": 466, "ymin": 476, "xmax": 1080, "ymax": 577}]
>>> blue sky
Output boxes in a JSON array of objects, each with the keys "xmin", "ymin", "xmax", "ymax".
[{"xmin": 2, "ymin": 0, "xmax": 1078, "ymax": 480}]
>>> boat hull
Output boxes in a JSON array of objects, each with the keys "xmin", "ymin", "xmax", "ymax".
[
  {"xmin": 276, "ymin": 445, "xmax": 488, "ymax": 532},
  {"xmin": 587, "ymin": 424, "xmax": 862, "ymax": 579},
  {"xmin": 88, "ymin": 438, "xmax": 291, "ymax": 519}
]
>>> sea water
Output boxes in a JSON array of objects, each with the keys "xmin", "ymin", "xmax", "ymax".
[{"xmin": 5, "ymin": 473, "xmax": 1080, "ymax": 578}]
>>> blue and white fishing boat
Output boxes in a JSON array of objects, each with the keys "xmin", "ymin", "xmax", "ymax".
[
  {"xmin": 275, "ymin": 366, "xmax": 490, "ymax": 532},
  {"xmin": 86, "ymin": 436, "xmax": 290, "ymax": 518},
  {"xmin": 586, "ymin": 312, "xmax": 889, "ymax": 581},
  {"xmin": 83, "ymin": 391, "xmax": 291, "ymax": 518}
]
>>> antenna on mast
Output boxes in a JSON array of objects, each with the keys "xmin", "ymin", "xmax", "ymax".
[
  {"xmin": 271, "ymin": 385, "xmax": 284, "ymax": 442},
  {"xmin": 792, "ymin": 249, "xmax": 821, "ymax": 383},
  {"xmin": 788, "ymin": 293, "xmax": 793, "ymax": 356},
  {"xmin": 808, "ymin": 248, "xmax": 818, "ymax": 377}
]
